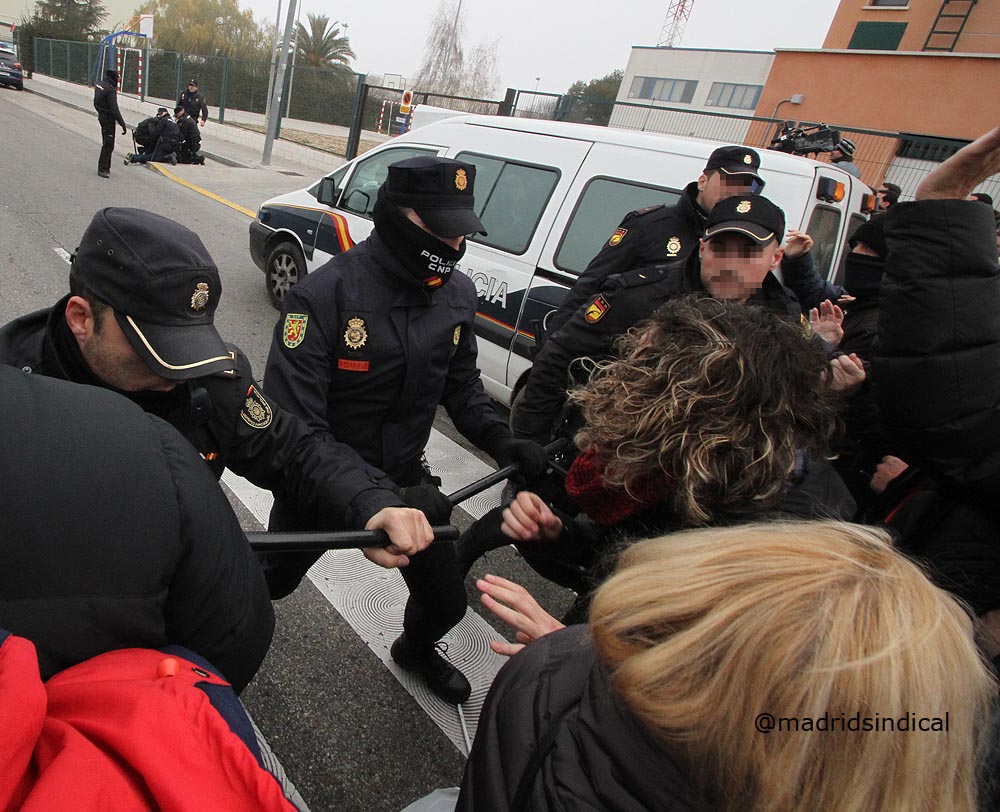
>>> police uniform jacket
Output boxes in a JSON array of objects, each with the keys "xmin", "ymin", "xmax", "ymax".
[
  {"xmin": 177, "ymin": 88, "xmax": 209, "ymax": 122},
  {"xmin": 512, "ymin": 254, "xmax": 802, "ymax": 444},
  {"xmin": 545, "ymin": 181, "xmax": 707, "ymax": 337},
  {"xmin": 176, "ymin": 113, "xmax": 202, "ymax": 152},
  {"xmin": 0, "ymin": 364, "xmax": 274, "ymax": 692},
  {"xmin": 92, "ymin": 76, "xmax": 126, "ymax": 130},
  {"xmin": 264, "ymin": 231, "xmax": 510, "ymax": 486},
  {"xmin": 156, "ymin": 116, "xmax": 182, "ymax": 150},
  {"xmin": 0, "ymin": 296, "xmax": 403, "ymax": 528}
]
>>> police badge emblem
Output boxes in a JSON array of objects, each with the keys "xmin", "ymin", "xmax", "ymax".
[
  {"xmin": 666, "ymin": 237, "xmax": 682, "ymax": 257},
  {"xmin": 455, "ymin": 169, "xmax": 468, "ymax": 191},
  {"xmin": 283, "ymin": 313, "xmax": 308, "ymax": 348},
  {"xmin": 585, "ymin": 295, "xmax": 611, "ymax": 323},
  {"xmin": 190, "ymin": 282, "xmax": 210, "ymax": 311},
  {"xmin": 743, "ymin": 154, "xmax": 753, "ymax": 164},
  {"xmin": 241, "ymin": 385, "xmax": 273, "ymax": 429},
  {"xmin": 736, "ymin": 200, "xmax": 752, "ymax": 214},
  {"xmin": 608, "ymin": 227, "xmax": 628, "ymax": 247},
  {"xmin": 344, "ymin": 317, "xmax": 367, "ymax": 350}
]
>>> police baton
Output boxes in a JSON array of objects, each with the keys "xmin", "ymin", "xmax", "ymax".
[
  {"xmin": 247, "ymin": 525, "xmax": 459, "ymax": 553},
  {"xmin": 445, "ymin": 438, "xmax": 568, "ymax": 508}
]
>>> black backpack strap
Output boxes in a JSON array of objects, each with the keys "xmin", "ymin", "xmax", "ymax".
[{"xmin": 511, "ymin": 704, "xmax": 576, "ymax": 812}]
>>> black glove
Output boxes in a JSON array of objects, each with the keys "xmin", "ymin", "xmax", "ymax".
[
  {"xmin": 491, "ymin": 438, "xmax": 549, "ymax": 482},
  {"xmin": 399, "ymin": 484, "xmax": 452, "ymax": 525},
  {"xmin": 121, "ymin": 126, "xmax": 127, "ymax": 135}
]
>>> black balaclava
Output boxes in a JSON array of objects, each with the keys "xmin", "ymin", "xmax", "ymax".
[{"xmin": 372, "ymin": 187, "xmax": 465, "ymax": 288}]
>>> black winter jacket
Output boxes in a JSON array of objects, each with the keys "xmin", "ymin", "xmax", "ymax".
[
  {"xmin": 457, "ymin": 626, "xmax": 698, "ymax": 812},
  {"xmin": 0, "ymin": 298, "xmax": 403, "ymax": 528},
  {"xmin": 93, "ymin": 76, "xmax": 126, "ymax": 129},
  {"xmin": 264, "ymin": 231, "xmax": 510, "ymax": 485},
  {"xmin": 177, "ymin": 88, "xmax": 209, "ymax": 122},
  {"xmin": 176, "ymin": 112, "xmax": 202, "ymax": 152},
  {"xmin": 873, "ymin": 199, "xmax": 1000, "ymax": 612},
  {"xmin": 0, "ymin": 364, "xmax": 274, "ymax": 692}
]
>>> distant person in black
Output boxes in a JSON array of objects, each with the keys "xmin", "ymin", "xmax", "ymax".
[
  {"xmin": 174, "ymin": 104, "xmax": 204, "ymax": 164},
  {"xmin": 92, "ymin": 68, "xmax": 127, "ymax": 178},
  {"xmin": 177, "ymin": 78, "xmax": 209, "ymax": 126},
  {"xmin": 125, "ymin": 108, "xmax": 180, "ymax": 165}
]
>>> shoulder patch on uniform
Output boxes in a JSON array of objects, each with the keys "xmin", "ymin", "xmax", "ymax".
[
  {"xmin": 241, "ymin": 385, "xmax": 273, "ymax": 430},
  {"xmin": 630, "ymin": 204, "xmax": 663, "ymax": 217},
  {"xmin": 283, "ymin": 313, "xmax": 308, "ymax": 348},
  {"xmin": 608, "ymin": 227, "xmax": 628, "ymax": 247},
  {"xmin": 584, "ymin": 294, "xmax": 611, "ymax": 323}
]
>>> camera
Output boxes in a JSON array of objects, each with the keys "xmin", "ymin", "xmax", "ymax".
[{"xmin": 768, "ymin": 122, "xmax": 841, "ymax": 157}]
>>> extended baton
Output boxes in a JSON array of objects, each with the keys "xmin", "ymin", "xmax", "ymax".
[
  {"xmin": 445, "ymin": 438, "xmax": 569, "ymax": 508},
  {"xmin": 247, "ymin": 525, "xmax": 459, "ymax": 552}
]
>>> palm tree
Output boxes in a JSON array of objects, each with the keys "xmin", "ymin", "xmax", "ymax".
[{"xmin": 295, "ymin": 13, "xmax": 355, "ymax": 74}]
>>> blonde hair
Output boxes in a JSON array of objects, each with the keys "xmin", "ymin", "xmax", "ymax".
[{"xmin": 589, "ymin": 521, "xmax": 996, "ymax": 812}]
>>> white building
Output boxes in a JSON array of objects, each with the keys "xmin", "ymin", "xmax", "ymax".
[{"xmin": 612, "ymin": 46, "xmax": 775, "ymax": 141}]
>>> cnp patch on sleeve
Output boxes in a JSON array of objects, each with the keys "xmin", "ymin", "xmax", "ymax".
[
  {"xmin": 585, "ymin": 294, "xmax": 611, "ymax": 323},
  {"xmin": 283, "ymin": 313, "xmax": 308, "ymax": 348},
  {"xmin": 608, "ymin": 227, "xmax": 627, "ymax": 247},
  {"xmin": 241, "ymin": 385, "xmax": 273, "ymax": 429}
]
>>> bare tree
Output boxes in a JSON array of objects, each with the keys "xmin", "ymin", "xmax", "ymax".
[{"xmin": 413, "ymin": 0, "xmax": 499, "ymax": 99}]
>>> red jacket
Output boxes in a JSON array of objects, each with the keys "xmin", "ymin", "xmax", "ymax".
[{"xmin": 0, "ymin": 632, "xmax": 297, "ymax": 811}]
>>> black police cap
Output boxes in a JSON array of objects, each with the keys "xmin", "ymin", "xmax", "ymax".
[
  {"xmin": 703, "ymin": 195, "xmax": 785, "ymax": 245},
  {"xmin": 72, "ymin": 208, "xmax": 233, "ymax": 380},
  {"xmin": 383, "ymin": 156, "xmax": 487, "ymax": 238},
  {"xmin": 704, "ymin": 145, "xmax": 763, "ymax": 184}
]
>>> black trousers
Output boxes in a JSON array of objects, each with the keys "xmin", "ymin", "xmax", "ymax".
[{"xmin": 98, "ymin": 113, "xmax": 116, "ymax": 173}]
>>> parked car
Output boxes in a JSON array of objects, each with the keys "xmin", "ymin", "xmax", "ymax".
[
  {"xmin": 0, "ymin": 48, "xmax": 24, "ymax": 91},
  {"xmin": 250, "ymin": 111, "xmax": 874, "ymax": 405}
]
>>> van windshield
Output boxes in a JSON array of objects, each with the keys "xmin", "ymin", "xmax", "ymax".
[
  {"xmin": 555, "ymin": 178, "xmax": 680, "ymax": 275},
  {"xmin": 804, "ymin": 205, "xmax": 842, "ymax": 281}
]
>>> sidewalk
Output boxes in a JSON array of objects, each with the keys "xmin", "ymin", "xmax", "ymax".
[{"xmin": 25, "ymin": 72, "xmax": 389, "ymax": 172}]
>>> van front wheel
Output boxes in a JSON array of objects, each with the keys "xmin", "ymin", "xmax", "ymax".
[{"xmin": 265, "ymin": 241, "xmax": 306, "ymax": 309}]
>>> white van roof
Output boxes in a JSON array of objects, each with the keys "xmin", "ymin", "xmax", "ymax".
[{"xmin": 405, "ymin": 114, "xmax": 849, "ymax": 180}]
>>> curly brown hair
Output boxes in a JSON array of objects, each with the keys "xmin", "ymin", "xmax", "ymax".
[{"xmin": 569, "ymin": 296, "xmax": 840, "ymax": 524}]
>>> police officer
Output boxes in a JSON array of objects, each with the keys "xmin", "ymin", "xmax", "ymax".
[
  {"xmin": 0, "ymin": 208, "xmax": 431, "ymax": 576},
  {"xmin": 93, "ymin": 68, "xmax": 127, "ymax": 178},
  {"xmin": 264, "ymin": 156, "xmax": 548, "ymax": 703},
  {"xmin": 177, "ymin": 78, "xmax": 209, "ymax": 126},
  {"xmin": 511, "ymin": 195, "xmax": 802, "ymax": 445},
  {"xmin": 543, "ymin": 145, "xmax": 765, "ymax": 338},
  {"xmin": 174, "ymin": 104, "xmax": 204, "ymax": 164},
  {"xmin": 125, "ymin": 107, "xmax": 180, "ymax": 165}
]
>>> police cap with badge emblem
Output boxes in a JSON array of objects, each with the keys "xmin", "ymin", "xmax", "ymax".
[
  {"xmin": 703, "ymin": 145, "xmax": 764, "ymax": 190},
  {"xmin": 383, "ymin": 156, "xmax": 488, "ymax": 238},
  {"xmin": 703, "ymin": 195, "xmax": 786, "ymax": 246},
  {"xmin": 71, "ymin": 207, "xmax": 235, "ymax": 380}
]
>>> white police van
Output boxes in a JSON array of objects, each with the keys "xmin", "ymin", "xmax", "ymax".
[{"xmin": 249, "ymin": 111, "xmax": 873, "ymax": 405}]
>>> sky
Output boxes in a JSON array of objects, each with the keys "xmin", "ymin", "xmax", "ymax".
[{"xmin": 241, "ymin": 0, "xmax": 841, "ymax": 94}]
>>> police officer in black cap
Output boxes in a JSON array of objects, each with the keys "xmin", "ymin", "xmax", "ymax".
[
  {"xmin": 93, "ymin": 68, "xmax": 127, "ymax": 178},
  {"xmin": 509, "ymin": 193, "xmax": 804, "ymax": 446},
  {"xmin": 264, "ymin": 156, "xmax": 548, "ymax": 704},
  {"xmin": 177, "ymin": 78, "xmax": 209, "ymax": 126},
  {"xmin": 125, "ymin": 107, "xmax": 181, "ymax": 165},
  {"xmin": 542, "ymin": 145, "xmax": 765, "ymax": 339},
  {"xmin": 0, "ymin": 208, "xmax": 433, "ymax": 573}
]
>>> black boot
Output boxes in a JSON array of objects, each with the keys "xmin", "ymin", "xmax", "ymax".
[
  {"xmin": 390, "ymin": 634, "xmax": 471, "ymax": 704},
  {"xmin": 454, "ymin": 506, "xmax": 511, "ymax": 576}
]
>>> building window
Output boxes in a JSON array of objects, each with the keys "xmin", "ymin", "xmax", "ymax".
[
  {"xmin": 627, "ymin": 76, "xmax": 697, "ymax": 104},
  {"xmin": 848, "ymin": 21, "xmax": 907, "ymax": 49},
  {"xmin": 868, "ymin": 0, "xmax": 908, "ymax": 6},
  {"xmin": 705, "ymin": 82, "xmax": 763, "ymax": 110}
]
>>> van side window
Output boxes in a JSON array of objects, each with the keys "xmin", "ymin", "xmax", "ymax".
[
  {"xmin": 833, "ymin": 213, "xmax": 868, "ymax": 286},
  {"xmin": 456, "ymin": 153, "xmax": 559, "ymax": 255},
  {"xmin": 555, "ymin": 178, "xmax": 680, "ymax": 275},
  {"xmin": 339, "ymin": 147, "xmax": 438, "ymax": 217},
  {"xmin": 804, "ymin": 205, "xmax": 842, "ymax": 282}
]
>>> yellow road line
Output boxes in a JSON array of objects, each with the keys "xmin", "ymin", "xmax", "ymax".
[{"xmin": 151, "ymin": 163, "xmax": 256, "ymax": 219}]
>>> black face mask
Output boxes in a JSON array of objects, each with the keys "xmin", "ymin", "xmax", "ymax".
[
  {"xmin": 373, "ymin": 190, "xmax": 465, "ymax": 288},
  {"xmin": 843, "ymin": 252, "xmax": 885, "ymax": 298}
]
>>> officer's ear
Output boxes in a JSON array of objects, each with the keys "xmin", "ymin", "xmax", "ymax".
[
  {"xmin": 65, "ymin": 296, "xmax": 97, "ymax": 344},
  {"xmin": 697, "ymin": 172, "xmax": 709, "ymax": 193},
  {"xmin": 769, "ymin": 243, "xmax": 785, "ymax": 271}
]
